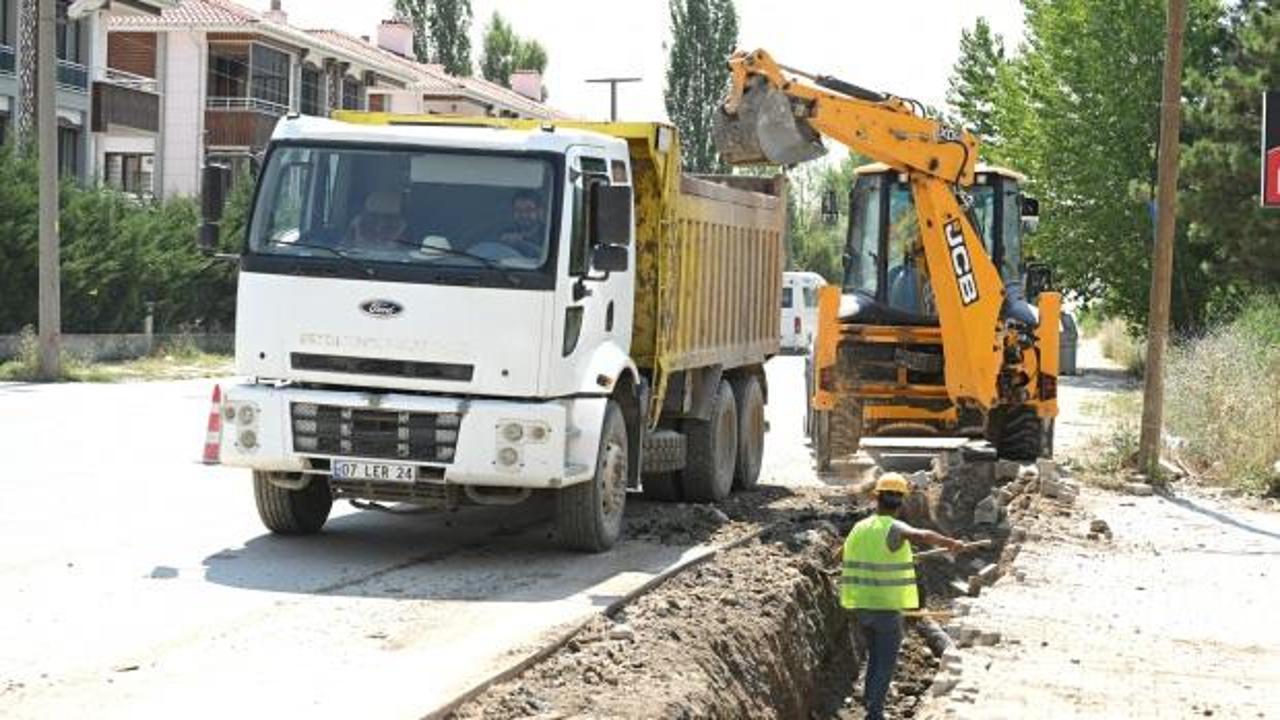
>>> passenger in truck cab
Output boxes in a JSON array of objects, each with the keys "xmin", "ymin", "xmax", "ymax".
[
  {"xmin": 497, "ymin": 189, "xmax": 547, "ymax": 259},
  {"xmin": 346, "ymin": 191, "xmax": 409, "ymax": 251}
]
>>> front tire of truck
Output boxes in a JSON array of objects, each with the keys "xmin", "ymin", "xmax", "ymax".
[
  {"xmin": 253, "ymin": 472, "xmax": 332, "ymax": 535},
  {"xmin": 731, "ymin": 374, "xmax": 765, "ymax": 491},
  {"xmin": 557, "ymin": 401, "xmax": 628, "ymax": 553},
  {"xmin": 684, "ymin": 380, "xmax": 738, "ymax": 502}
]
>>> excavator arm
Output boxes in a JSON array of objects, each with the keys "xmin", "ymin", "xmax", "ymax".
[{"xmin": 715, "ymin": 49, "xmax": 1005, "ymax": 407}]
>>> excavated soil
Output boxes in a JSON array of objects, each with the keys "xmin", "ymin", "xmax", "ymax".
[{"xmin": 450, "ymin": 464, "xmax": 1034, "ymax": 720}]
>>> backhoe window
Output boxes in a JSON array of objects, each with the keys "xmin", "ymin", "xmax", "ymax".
[
  {"xmin": 1001, "ymin": 186, "xmax": 1023, "ymax": 283},
  {"xmin": 844, "ymin": 175, "xmax": 881, "ymax": 296},
  {"xmin": 885, "ymin": 185, "xmax": 932, "ymax": 315}
]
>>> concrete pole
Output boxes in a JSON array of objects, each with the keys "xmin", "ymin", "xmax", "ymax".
[
  {"xmin": 37, "ymin": 0, "xmax": 60, "ymax": 380},
  {"xmin": 586, "ymin": 78, "xmax": 641, "ymax": 122},
  {"xmin": 1137, "ymin": 0, "xmax": 1187, "ymax": 481}
]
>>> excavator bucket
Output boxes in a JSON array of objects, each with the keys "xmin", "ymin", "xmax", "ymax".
[{"xmin": 713, "ymin": 80, "xmax": 827, "ymax": 166}]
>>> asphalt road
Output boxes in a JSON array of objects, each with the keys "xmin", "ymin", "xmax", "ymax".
[{"xmin": 0, "ymin": 356, "xmax": 817, "ymax": 719}]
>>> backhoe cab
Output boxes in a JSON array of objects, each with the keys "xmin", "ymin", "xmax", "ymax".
[{"xmin": 714, "ymin": 48, "xmax": 1060, "ymax": 468}]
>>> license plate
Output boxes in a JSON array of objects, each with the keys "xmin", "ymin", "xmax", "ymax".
[{"xmin": 332, "ymin": 461, "xmax": 417, "ymax": 483}]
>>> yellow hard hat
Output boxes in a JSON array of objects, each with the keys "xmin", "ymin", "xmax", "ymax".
[{"xmin": 874, "ymin": 472, "xmax": 910, "ymax": 496}]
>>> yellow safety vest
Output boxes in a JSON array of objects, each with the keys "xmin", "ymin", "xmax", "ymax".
[{"xmin": 841, "ymin": 514, "xmax": 919, "ymax": 611}]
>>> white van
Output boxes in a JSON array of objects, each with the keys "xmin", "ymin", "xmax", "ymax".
[{"xmin": 780, "ymin": 271, "xmax": 826, "ymax": 353}]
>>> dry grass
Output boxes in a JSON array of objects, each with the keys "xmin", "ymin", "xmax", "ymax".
[
  {"xmin": 0, "ymin": 328, "xmax": 231, "ymax": 383},
  {"xmin": 1165, "ymin": 298, "xmax": 1280, "ymax": 496},
  {"xmin": 1097, "ymin": 318, "xmax": 1146, "ymax": 376}
]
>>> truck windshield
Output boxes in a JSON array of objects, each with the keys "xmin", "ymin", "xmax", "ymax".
[{"xmin": 248, "ymin": 145, "xmax": 558, "ymax": 275}]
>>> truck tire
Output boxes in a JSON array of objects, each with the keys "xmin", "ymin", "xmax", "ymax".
[
  {"xmin": 253, "ymin": 471, "xmax": 332, "ymax": 535},
  {"xmin": 731, "ymin": 374, "xmax": 765, "ymax": 490},
  {"xmin": 684, "ymin": 380, "xmax": 738, "ymax": 502},
  {"xmin": 557, "ymin": 400, "xmax": 628, "ymax": 552},
  {"xmin": 989, "ymin": 405, "xmax": 1042, "ymax": 461}
]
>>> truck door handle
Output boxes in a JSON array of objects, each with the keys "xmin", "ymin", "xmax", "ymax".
[{"xmin": 606, "ymin": 301, "xmax": 615, "ymax": 332}]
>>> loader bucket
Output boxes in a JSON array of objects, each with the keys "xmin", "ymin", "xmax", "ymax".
[{"xmin": 713, "ymin": 81, "xmax": 827, "ymax": 166}]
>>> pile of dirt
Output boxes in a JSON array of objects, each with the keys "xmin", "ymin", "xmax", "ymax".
[{"xmin": 450, "ymin": 519, "xmax": 853, "ymax": 719}]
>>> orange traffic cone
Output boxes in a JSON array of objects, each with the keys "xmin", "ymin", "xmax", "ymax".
[{"xmin": 203, "ymin": 384, "xmax": 223, "ymax": 465}]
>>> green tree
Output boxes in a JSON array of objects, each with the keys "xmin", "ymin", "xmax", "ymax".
[
  {"xmin": 664, "ymin": 0, "xmax": 738, "ymax": 173},
  {"xmin": 949, "ymin": 0, "xmax": 1227, "ymax": 330},
  {"xmin": 946, "ymin": 17, "xmax": 1006, "ymax": 147},
  {"xmin": 478, "ymin": 11, "xmax": 548, "ymax": 89},
  {"xmin": 1180, "ymin": 2, "xmax": 1280, "ymax": 301},
  {"xmin": 393, "ymin": 0, "xmax": 473, "ymax": 76}
]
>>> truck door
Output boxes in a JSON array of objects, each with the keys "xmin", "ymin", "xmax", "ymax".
[{"xmin": 554, "ymin": 149, "xmax": 635, "ymax": 394}]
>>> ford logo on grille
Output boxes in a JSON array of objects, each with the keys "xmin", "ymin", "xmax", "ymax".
[{"xmin": 359, "ymin": 299, "xmax": 404, "ymax": 318}]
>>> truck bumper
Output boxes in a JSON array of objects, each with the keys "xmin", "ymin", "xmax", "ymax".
[{"xmin": 218, "ymin": 384, "xmax": 605, "ymax": 489}]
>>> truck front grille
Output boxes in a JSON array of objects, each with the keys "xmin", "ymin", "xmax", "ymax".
[
  {"xmin": 291, "ymin": 353, "xmax": 473, "ymax": 382},
  {"xmin": 290, "ymin": 403, "xmax": 461, "ymax": 464}
]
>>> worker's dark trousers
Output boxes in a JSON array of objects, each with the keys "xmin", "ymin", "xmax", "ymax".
[{"xmin": 855, "ymin": 610, "xmax": 904, "ymax": 720}]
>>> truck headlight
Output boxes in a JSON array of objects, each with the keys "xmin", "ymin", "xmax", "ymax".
[
  {"xmin": 238, "ymin": 429, "xmax": 258, "ymax": 450},
  {"xmin": 497, "ymin": 447, "xmax": 519, "ymax": 466},
  {"xmin": 237, "ymin": 405, "xmax": 256, "ymax": 425},
  {"xmin": 501, "ymin": 422, "xmax": 524, "ymax": 443}
]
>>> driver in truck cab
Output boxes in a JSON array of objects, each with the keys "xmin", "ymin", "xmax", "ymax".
[
  {"xmin": 346, "ymin": 190, "xmax": 409, "ymax": 251},
  {"xmin": 498, "ymin": 189, "xmax": 547, "ymax": 259}
]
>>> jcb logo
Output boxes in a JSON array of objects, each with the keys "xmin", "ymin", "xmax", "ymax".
[{"xmin": 945, "ymin": 220, "xmax": 979, "ymax": 306}]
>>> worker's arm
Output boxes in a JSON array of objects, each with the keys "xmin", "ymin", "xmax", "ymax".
[{"xmin": 898, "ymin": 524, "xmax": 966, "ymax": 552}]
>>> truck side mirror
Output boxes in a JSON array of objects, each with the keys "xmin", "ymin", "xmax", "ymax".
[
  {"xmin": 590, "ymin": 184, "xmax": 632, "ymax": 246},
  {"xmin": 198, "ymin": 164, "xmax": 231, "ymax": 254},
  {"xmin": 1020, "ymin": 194, "xmax": 1040, "ymax": 218},
  {"xmin": 591, "ymin": 244, "xmax": 629, "ymax": 273}
]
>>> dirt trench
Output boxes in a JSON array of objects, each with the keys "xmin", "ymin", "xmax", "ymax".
[{"xmin": 449, "ymin": 465, "xmax": 1028, "ymax": 720}]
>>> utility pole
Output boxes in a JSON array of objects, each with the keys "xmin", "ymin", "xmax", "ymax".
[
  {"xmin": 1137, "ymin": 0, "xmax": 1187, "ymax": 481},
  {"xmin": 16, "ymin": 0, "xmax": 37, "ymax": 149},
  {"xmin": 37, "ymin": 0, "xmax": 61, "ymax": 380},
  {"xmin": 585, "ymin": 77, "xmax": 641, "ymax": 121}
]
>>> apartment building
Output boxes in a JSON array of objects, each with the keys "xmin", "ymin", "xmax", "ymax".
[
  {"xmin": 0, "ymin": 0, "xmax": 167, "ymax": 182},
  {"xmin": 102, "ymin": 0, "xmax": 560, "ymax": 198}
]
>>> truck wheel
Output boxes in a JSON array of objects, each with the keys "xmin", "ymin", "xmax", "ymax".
[
  {"xmin": 731, "ymin": 374, "xmax": 765, "ymax": 490},
  {"xmin": 990, "ymin": 405, "xmax": 1042, "ymax": 461},
  {"xmin": 684, "ymin": 380, "xmax": 738, "ymax": 502},
  {"xmin": 814, "ymin": 410, "xmax": 831, "ymax": 471},
  {"xmin": 557, "ymin": 401, "xmax": 628, "ymax": 552},
  {"xmin": 253, "ymin": 471, "xmax": 332, "ymax": 535}
]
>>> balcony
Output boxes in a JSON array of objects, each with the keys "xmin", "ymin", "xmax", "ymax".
[
  {"xmin": 204, "ymin": 96, "xmax": 288, "ymax": 149},
  {"xmin": 92, "ymin": 71, "xmax": 160, "ymax": 134},
  {"xmin": 0, "ymin": 45, "xmax": 14, "ymax": 75},
  {"xmin": 57, "ymin": 60, "xmax": 89, "ymax": 92}
]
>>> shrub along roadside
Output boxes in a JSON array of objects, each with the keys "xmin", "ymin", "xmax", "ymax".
[{"xmin": 0, "ymin": 148, "xmax": 243, "ymax": 335}]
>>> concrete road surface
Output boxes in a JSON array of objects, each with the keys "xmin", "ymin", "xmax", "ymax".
[{"xmin": 0, "ymin": 357, "xmax": 819, "ymax": 719}]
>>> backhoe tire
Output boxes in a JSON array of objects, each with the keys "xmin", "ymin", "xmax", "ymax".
[
  {"xmin": 557, "ymin": 401, "xmax": 629, "ymax": 552},
  {"xmin": 684, "ymin": 380, "xmax": 738, "ymax": 502},
  {"xmin": 731, "ymin": 374, "xmax": 765, "ymax": 491},
  {"xmin": 254, "ymin": 471, "xmax": 332, "ymax": 535},
  {"xmin": 827, "ymin": 395, "xmax": 864, "ymax": 466},
  {"xmin": 814, "ymin": 410, "xmax": 832, "ymax": 471},
  {"xmin": 990, "ymin": 405, "xmax": 1043, "ymax": 461}
]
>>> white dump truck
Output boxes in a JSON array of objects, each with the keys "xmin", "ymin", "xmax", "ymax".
[{"xmin": 201, "ymin": 113, "xmax": 786, "ymax": 551}]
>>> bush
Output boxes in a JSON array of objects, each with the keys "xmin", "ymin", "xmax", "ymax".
[
  {"xmin": 0, "ymin": 148, "xmax": 241, "ymax": 335},
  {"xmin": 1165, "ymin": 295, "xmax": 1280, "ymax": 495},
  {"xmin": 1097, "ymin": 318, "xmax": 1146, "ymax": 375}
]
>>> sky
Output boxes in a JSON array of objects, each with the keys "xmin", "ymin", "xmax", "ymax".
[{"xmin": 247, "ymin": 0, "xmax": 1025, "ymax": 122}]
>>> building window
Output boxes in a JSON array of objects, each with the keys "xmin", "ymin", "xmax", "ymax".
[
  {"xmin": 104, "ymin": 153, "xmax": 154, "ymax": 195},
  {"xmin": 208, "ymin": 44, "xmax": 248, "ymax": 99},
  {"xmin": 55, "ymin": 0, "xmax": 82, "ymax": 64},
  {"xmin": 368, "ymin": 93, "xmax": 386, "ymax": 112},
  {"xmin": 249, "ymin": 43, "xmax": 289, "ymax": 110},
  {"xmin": 341, "ymin": 77, "xmax": 362, "ymax": 110},
  {"xmin": 300, "ymin": 65, "xmax": 322, "ymax": 116},
  {"xmin": 2, "ymin": 0, "xmax": 11, "ymax": 47},
  {"xmin": 57, "ymin": 126, "xmax": 79, "ymax": 178}
]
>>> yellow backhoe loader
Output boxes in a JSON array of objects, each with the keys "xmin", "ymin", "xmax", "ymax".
[{"xmin": 713, "ymin": 49, "xmax": 1060, "ymax": 468}]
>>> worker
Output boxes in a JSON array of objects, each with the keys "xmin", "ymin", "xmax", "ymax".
[
  {"xmin": 347, "ymin": 191, "xmax": 409, "ymax": 251},
  {"xmin": 842, "ymin": 473, "xmax": 966, "ymax": 720}
]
